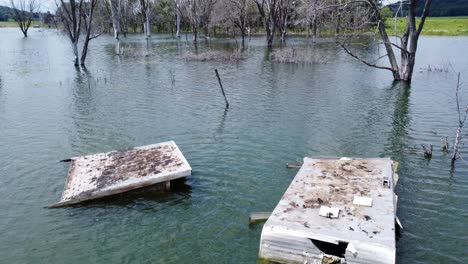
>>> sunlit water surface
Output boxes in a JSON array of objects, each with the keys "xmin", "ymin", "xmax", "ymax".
[{"xmin": 0, "ymin": 28, "xmax": 467, "ymax": 263}]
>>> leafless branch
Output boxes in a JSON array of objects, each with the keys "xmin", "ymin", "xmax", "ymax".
[
  {"xmin": 339, "ymin": 42, "xmax": 394, "ymax": 72},
  {"xmin": 390, "ymin": 43, "xmax": 409, "ymax": 54},
  {"xmin": 452, "ymin": 72, "xmax": 468, "ymax": 164}
]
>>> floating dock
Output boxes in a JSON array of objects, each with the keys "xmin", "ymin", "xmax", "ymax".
[
  {"xmin": 259, "ymin": 157, "xmax": 399, "ymax": 264},
  {"xmin": 50, "ymin": 141, "xmax": 191, "ymax": 207}
]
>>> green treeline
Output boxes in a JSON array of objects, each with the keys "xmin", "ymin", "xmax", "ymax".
[
  {"xmin": 0, "ymin": 5, "xmax": 13, "ymax": 21},
  {"xmin": 389, "ymin": 0, "xmax": 468, "ymax": 17}
]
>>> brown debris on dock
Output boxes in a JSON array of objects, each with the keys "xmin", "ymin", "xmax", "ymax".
[{"xmin": 49, "ymin": 141, "xmax": 191, "ymax": 208}]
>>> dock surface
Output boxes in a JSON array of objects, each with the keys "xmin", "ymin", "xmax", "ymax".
[
  {"xmin": 51, "ymin": 141, "xmax": 191, "ymax": 207},
  {"xmin": 259, "ymin": 157, "xmax": 398, "ymax": 264}
]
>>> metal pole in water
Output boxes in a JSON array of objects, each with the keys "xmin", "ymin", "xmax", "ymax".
[{"xmin": 215, "ymin": 69, "xmax": 229, "ymax": 108}]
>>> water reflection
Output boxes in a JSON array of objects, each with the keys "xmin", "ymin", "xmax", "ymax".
[
  {"xmin": 387, "ymin": 82, "xmax": 412, "ymax": 161},
  {"xmin": 68, "ymin": 68, "xmax": 99, "ymax": 152},
  {"xmin": 215, "ymin": 106, "xmax": 229, "ymax": 141}
]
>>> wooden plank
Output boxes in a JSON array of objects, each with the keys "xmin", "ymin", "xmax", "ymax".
[{"xmin": 249, "ymin": 212, "xmax": 272, "ymax": 225}]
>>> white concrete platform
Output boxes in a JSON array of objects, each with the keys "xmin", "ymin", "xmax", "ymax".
[
  {"xmin": 259, "ymin": 157, "xmax": 398, "ymax": 264},
  {"xmin": 50, "ymin": 141, "xmax": 191, "ymax": 207}
]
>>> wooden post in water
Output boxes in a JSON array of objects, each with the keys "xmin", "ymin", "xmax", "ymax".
[
  {"xmin": 215, "ymin": 69, "xmax": 229, "ymax": 108},
  {"xmin": 249, "ymin": 212, "xmax": 271, "ymax": 225}
]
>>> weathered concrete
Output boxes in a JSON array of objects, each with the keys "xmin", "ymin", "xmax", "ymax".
[
  {"xmin": 50, "ymin": 141, "xmax": 191, "ymax": 207},
  {"xmin": 259, "ymin": 157, "xmax": 399, "ymax": 264}
]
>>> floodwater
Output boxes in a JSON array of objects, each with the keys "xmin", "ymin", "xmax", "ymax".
[{"xmin": 0, "ymin": 28, "xmax": 467, "ymax": 263}]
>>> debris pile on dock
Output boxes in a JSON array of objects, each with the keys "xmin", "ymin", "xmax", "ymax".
[
  {"xmin": 259, "ymin": 157, "xmax": 399, "ymax": 264},
  {"xmin": 50, "ymin": 141, "xmax": 191, "ymax": 207}
]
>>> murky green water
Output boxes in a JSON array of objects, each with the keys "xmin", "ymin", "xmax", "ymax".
[{"xmin": 0, "ymin": 28, "xmax": 467, "ymax": 263}]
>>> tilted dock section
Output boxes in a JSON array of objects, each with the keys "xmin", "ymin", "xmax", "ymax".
[
  {"xmin": 259, "ymin": 157, "xmax": 399, "ymax": 264},
  {"xmin": 50, "ymin": 141, "xmax": 191, "ymax": 207}
]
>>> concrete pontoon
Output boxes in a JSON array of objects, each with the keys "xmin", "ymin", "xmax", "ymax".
[
  {"xmin": 50, "ymin": 141, "xmax": 191, "ymax": 208},
  {"xmin": 259, "ymin": 157, "xmax": 399, "ymax": 264}
]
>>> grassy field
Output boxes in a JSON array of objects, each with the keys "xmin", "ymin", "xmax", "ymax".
[
  {"xmin": 385, "ymin": 16, "xmax": 468, "ymax": 36},
  {"xmin": 0, "ymin": 21, "xmax": 44, "ymax": 28}
]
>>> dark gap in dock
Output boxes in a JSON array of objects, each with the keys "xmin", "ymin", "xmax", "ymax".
[{"xmin": 310, "ymin": 239, "xmax": 348, "ymax": 258}]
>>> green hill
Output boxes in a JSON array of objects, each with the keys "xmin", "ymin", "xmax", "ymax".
[
  {"xmin": 388, "ymin": 0, "xmax": 468, "ymax": 17},
  {"xmin": 0, "ymin": 5, "xmax": 13, "ymax": 21}
]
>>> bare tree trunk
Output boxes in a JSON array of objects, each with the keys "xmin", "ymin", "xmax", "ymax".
[
  {"xmin": 312, "ymin": 0, "xmax": 317, "ymax": 43},
  {"xmin": 140, "ymin": 0, "xmax": 151, "ymax": 38},
  {"xmin": 107, "ymin": 0, "xmax": 120, "ymax": 39},
  {"xmin": 57, "ymin": 0, "xmax": 82, "ymax": 66},
  {"xmin": 335, "ymin": 0, "xmax": 341, "ymax": 37},
  {"xmin": 72, "ymin": 40, "xmax": 79, "ymax": 66},
  {"xmin": 280, "ymin": 16, "xmax": 287, "ymax": 42},
  {"xmin": 452, "ymin": 73, "xmax": 467, "ymax": 165},
  {"xmin": 80, "ymin": 0, "xmax": 98, "ymax": 65},
  {"xmin": 57, "ymin": 0, "xmax": 99, "ymax": 66},
  {"xmin": 187, "ymin": 0, "xmax": 198, "ymax": 42},
  {"xmin": 255, "ymin": 0, "xmax": 276, "ymax": 48},
  {"xmin": 241, "ymin": 28, "xmax": 245, "ymax": 47},
  {"xmin": 80, "ymin": 39, "xmax": 90, "ymax": 66},
  {"xmin": 145, "ymin": 2, "xmax": 151, "ymax": 38},
  {"xmin": 175, "ymin": 0, "xmax": 181, "ymax": 37},
  {"xmin": 373, "ymin": 3, "xmax": 400, "ymax": 80},
  {"xmin": 192, "ymin": 25, "xmax": 198, "ymax": 42},
  {"xmin": 205, "ymin": 24, "xmax": 210, "ymax": 39},
  {"xmin": 305, "ymin": 0, "xmax": 310, "ymax": 40},
  {"xmin": 267, "ymin": 17, "xmax": 275, "ymax": 47},
  {"xmin": 121, "ymin": 0, "xmax": 128, "ymax": 37}
]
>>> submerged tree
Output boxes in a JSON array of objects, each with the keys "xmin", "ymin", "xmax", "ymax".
[
  {"xmin": 181, "ymin": 0, "xmax": 217, "ymax": 42},
  {"xmin": 10, "ymin": 0, "xmax": 40, "ymax": 37},
  {"xmin": 340, "ymin": 0, "xmax": 433, "ymax": 82},
  {"xmin": 224, "ymin": 0, "xmax": 249, "ymax": 46},
  {"xmin": 175, "ymin": 0, "xmax": 181, "ymax": 37},
  {"xmin": 254, "ymin": 0, "xmax": 298, "ymax": 46},
  {"xmin": 140, "ymin": 0, "xmax": 152, "ymax": 38},
  {"xmin": 275, "ymin": 0, "xmax": 294, "ymax": 42},
  {"xmin": 255, "ymin": 0, "xmax": 278, "ymax": 47},
  {"xmin": 106, "ymin": 0, "xmax": 122, "ymax": 39},
  {"xmin": 56, "ymin": 0, "xmax": 101, "ymax": 66},
  {"xmin": 452, "ymin": 73, "xmax": 468, "ymax": 166}
]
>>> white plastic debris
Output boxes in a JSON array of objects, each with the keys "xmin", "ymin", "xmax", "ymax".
[
  {"xmin": 353, "ymin": 196, "xmax": 373, "ymax": 207},
  {"xmin": 347, "ymin": 243, "xmax": 358, "ymax": 255},
  {"xmin": 318, "ymin": 206, "xmax": 340, "ymax": 218}
]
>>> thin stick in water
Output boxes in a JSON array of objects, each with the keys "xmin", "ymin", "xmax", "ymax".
[{"xmin": 215, "ymin": 69, "xmax": 229, "ymax": 108}]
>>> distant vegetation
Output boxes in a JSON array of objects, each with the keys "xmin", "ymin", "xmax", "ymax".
[
  {"xmin": 0, "ymin": 4, "xmax": 54, "ymax": 29},
  {"xmin": 385, "ymin": 16, "xmax": 468, "ymax": 36},
  {"xmin": 388, "ymin": 0, "xmax": 468, "ymax": 17},
  {"xmin": 0, "ymin": 5, "xmax": 52, "ymax": 21},
  {"xmin": 0, "ymin": 5, "xmax": 13, "ymax": 21}
]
